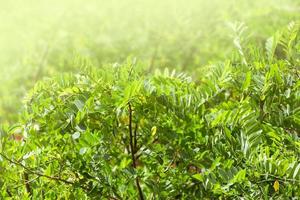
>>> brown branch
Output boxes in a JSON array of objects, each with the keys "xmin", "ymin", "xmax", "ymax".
[
  {"xmin": 0, "ymin": 152, "xmax": 75, "ymax": 185},
  {"xmin": 134, "ymin": 123, "xmax": 138, "ymax": 153},
  {"xmin": 128, "ymin": 103, "xmax": 136, "ymax": 168},
  {"xmin": 24, "ymin": 172, "xmax": 32, "ymax": 197},
  {"xmin": 6, "ymin": 189, "xmax": 12, "ymax": 197},
  {"xmin": 13, "ymin": 176, "xmax": 40, "ymax": 190},
  {"xmin": 1, "ymin": 153, "xmax": 123, "ymax": 199},
  {"xmin": 128, "ymin": 103, "xmax": 144, "ymax": 200}
]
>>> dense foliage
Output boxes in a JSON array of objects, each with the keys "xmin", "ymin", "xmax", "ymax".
[
  {"xmin": 0, "ymin": 22, "xmax": 299, "ymax": 199},
  {"xmin": 1, "ymin": 0, "xmax": 300, "ymax": 124}
]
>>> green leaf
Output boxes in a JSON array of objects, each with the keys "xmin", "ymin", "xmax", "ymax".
[
  {"xmin": 242, "ymin": 71, "xmax": 252, "ymax": 91},
  {"xmin": 72, "ymin": 132, "xmax": 81, "ymax": 140},
  {"xmin": 193, "ymin": 173, "xmax": 204, "ymax": 182}
]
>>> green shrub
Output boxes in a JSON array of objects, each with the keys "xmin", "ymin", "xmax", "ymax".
[{"xmin": 0, "ymin": 22, "xmax": 299, "ymax": 199}]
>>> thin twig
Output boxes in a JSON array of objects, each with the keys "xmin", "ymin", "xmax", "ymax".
[
  {"xmin": 128, "ymin": 103, "xmax": 144, "ymax": 200},
  {"xmin": 24, "ymin": 172, "xmax": 33, "ymax": 197},
  {"xmin": 6, "ymin": 189, "xmax": 12, "ymax": 197},
  {"xmin": 134, "ymin": 123, "xmax": 138, "ymax": 153},
  {"xmin": 0, "ymin": 152, "xmax": 75, "ymax": 185},
  {"xmin": 13, "ymin": 176, "xmax": 40, "ymax": 190}
]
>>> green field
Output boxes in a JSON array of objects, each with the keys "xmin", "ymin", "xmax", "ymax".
[{"xmin": 0, "ymin": 0, "xmax": 299, "ymax": 199}]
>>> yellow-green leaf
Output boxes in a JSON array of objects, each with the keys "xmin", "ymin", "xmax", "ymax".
[
  {"xmin": 242, "ymin": 71, "xmax": 252, "ymax": 91},
  {"xmin": 273, "ymin": 180, "xmax": 279, "ymax": 192},
  {"xmin": 151, "ymin": 126, "xmax": 157, "ymax": 136}
]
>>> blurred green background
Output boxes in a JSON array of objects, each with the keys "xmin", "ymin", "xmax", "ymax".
[{"xmin": 0, "ymin": 0, "xmax": 299, "ymax": 124}]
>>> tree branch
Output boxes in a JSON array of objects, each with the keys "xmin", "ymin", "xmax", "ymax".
[
  {"xmin": 134, "ymin": 123, "xmax": 138, "ymax": 153},
  {"xmin": 128, "ymin": 103, "xmax": 144, "ymax": 200},
  {"xmin": 0, "ymin": 152, "xmax": 75, "ymax": 185},
  {"xmin": 6, "ymin": 189, "xmax": 12, "ymax": 197},
  {"xmin": 24, "ymin": 172, "xmax": 32, "ymax": 197}
]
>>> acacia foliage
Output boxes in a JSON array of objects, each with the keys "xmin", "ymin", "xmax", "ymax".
[
  {"xmin": 0, "ymin": 23, "xmax": 299, "ymax": 199},
  {"xmin": 1, "ymin": 0, "xmax": 300, "ymax": 125}
]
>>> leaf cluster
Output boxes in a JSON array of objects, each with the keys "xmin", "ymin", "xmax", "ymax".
[{"xmin": 0, "ymin": 22, "xmax": 299, "ymax": 199}]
